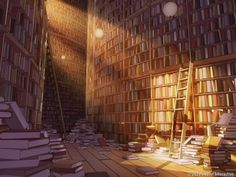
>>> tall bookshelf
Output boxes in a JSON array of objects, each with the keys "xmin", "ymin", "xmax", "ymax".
[
  {"xmin": 87, "ymin": 0, "xmax": 236, "ymax": 143},
  {"xmin": 43, "ymin": 0, "xmax": 87, "ymax": 131},
  {"xmin": 0, "ymin": 0, "xmax": 47, "ymax": 129}
]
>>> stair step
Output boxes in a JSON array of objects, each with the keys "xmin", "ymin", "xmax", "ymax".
[{"xmin": 176, "ymin": 130, "xmax": 182, "ymax": 133}]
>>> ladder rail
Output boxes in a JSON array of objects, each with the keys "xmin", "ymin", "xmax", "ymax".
[{"xmin": 169, "ymin": 62, "xmax": 193, "ymax": 159}]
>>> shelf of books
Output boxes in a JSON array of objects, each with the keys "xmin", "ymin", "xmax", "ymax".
[
  {"xmin": 43, "ymin": 0, "xmax": 87, "ymax": 131},
  {"xmin": 150, "ymin": 0, "xmax": 190, "ymax": 70},
  {"xmin": 0, "ymin": 0, "xmax": 47, "ymax": 130},
  {"xmin": 193, "ymin": 60, "xmax": 236, "ymax": 134},
  {"xmin": 86, "ymin": 0, "xmax": 236, "ymax": 143}
]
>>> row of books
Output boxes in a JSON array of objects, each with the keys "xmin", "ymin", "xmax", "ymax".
[
  {"xmin": 126, "ymin": 62, "xmax": 150, "ymax": 75},
  {"xmin": 124, "ymin": 42, "xmax": 148, "ymax": 57},
  {"xmin": 125, "ymin": 101, "xmax": 151, "ymax": 111},
  {"xmin": 195, "ymin": 62, "xmax": 236, "ymax": 79},
  {"xmin": 194, "ymin": 93, "xmax": 236, "ymax": 108},
  {"xmin": 195, "ymin": 79, "xmax": 236, "ymax": 93},
  {"xmin": 192, "ymin": 41, "xmax": 236, "ymax": 60},
  {"xmin": 126, "ymin": 90, "xmax": 150, "ymax": 100},
  {"xmin": 189, "ymin": 1, "xmax": 235, "ymax": 22},
  {"xmin": 104, "ymin": 104, "xmax": 123, "ymax": 112},
  {"xmin": 153, "ymin": 89, "xmax": 176, "ymax": 101}
]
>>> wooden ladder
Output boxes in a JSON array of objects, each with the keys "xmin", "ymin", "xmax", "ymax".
[{"xmin": 169, "ymin": 62, "xmax": 193, "ymax": 159}]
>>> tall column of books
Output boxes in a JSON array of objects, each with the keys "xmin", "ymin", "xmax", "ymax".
[{"xmin": 0, "ymin": 0, "xmax": 47, "ymax": 129}]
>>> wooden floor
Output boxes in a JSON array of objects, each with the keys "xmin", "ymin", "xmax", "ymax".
[{"xmin": 64, "ymin": 143, "xmax": 216, "ymax": 177}]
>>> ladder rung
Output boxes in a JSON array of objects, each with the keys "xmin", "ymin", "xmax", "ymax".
[
  {"xmin": 179, "ymin": 77, "xmax": 188, "ymax": 81},
  {"xmin": 176, "ymin": 130, "xmax": 182, "ymax": 133},
  {"xmin": 175, "ymin": 108, "xmax": 184, "ymax": 111},
  {"xmin": 178, "ymin": 87, "xmax": 187, "ymax": 91},
  {"xmin": 176, "ymin": 97, "xmax": 186, "ymax": 100},
  {"xmin": 180, "ymin": 68, "xmax": 189, "ymax": 72}
]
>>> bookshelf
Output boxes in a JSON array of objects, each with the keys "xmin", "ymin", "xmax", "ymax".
[
  {"xmin": 0, "ymin": 0, "xmax": 47, "ymax": 129},
  {"xmin": 87, "ymin": 0, "xmax": 236, "ymax": 143},
  {"xmin": 43, "ymin": 0, "xmax": 87, "ymax": 131}
]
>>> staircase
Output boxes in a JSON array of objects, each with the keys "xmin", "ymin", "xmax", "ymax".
[{"xmin": 169, "ymin": 62, "xmax": 193, "ymax": 159}]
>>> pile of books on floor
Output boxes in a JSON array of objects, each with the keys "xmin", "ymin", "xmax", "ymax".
[
  {"xmin": 155, "ymin": 147, "xmax": 169, "ymax": 156},
  {"xmin": 65, "ymin": 119, "xmax": 96, "ymax": 146},
  {"xmin": 52, "ymin": 159, "xmax": 84, "ymax": 177},
  {"xmin": 141, "ymin": 135, "xmax": 161, "ymax": 153},
  {"xmin": 202, "ymin": 136, "xmax": 229, "ymax": 170},
  {"xmin": 136, "ymin": 166, "xmax": 159, "ymax": 175},
  {"xmin": 118, "ymin": 144, "xmax": 129, "ymax": 151},
  {"xmin": 122, "ymin": 153, "xmax": 139, "ymax": 160},
  {"xmin": 181, "ymin": 135, "xmax": 207, "ymax": 165},
  {"xmin": 43, "ymin": 124, "xmax": 68, "ymax": 162},
  {"xmin": 0, "ymin": 130, "xmax": 52, "ymax": 177},
  {"xmin": 215, "ymin": 113, "xmax": 236, "ymax": 172},
  {"xmin": 128, "ymin": 141, "xmax": 144, "ymax": 153}
]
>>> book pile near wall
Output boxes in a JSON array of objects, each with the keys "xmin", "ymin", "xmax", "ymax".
[
  {"xmin": 43, "ymin": 124, "xmax": 68, "ymax": 162},
  {"xmin": 0, "ymin": 131, "xmax": 52, "ymax": 177},
  {"xmin": 52, "ymin": 159, "xmax": 85, "ymax": 177}
]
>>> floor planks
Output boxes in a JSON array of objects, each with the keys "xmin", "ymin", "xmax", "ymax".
[{"xmin": 65, "ymin": 143, "xmax": 215, "ymax": 177}]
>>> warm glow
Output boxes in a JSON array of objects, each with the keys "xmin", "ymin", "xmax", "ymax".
[
  {"xmin": 61, "ymin": 55, "xmax": 66, "ymax": 60},
  {"xmin": 163, "ymin": 2, "xmax": 178, "ymax": 17},
  {"xmin": 95, "ymin": 28, "xmax": 104, "ymax": 38}
]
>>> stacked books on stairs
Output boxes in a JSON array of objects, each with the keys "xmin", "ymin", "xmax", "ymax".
[
  {"xmin": 0, "ymin": 131, "xmax": 52, "ymax": 177},
  {"xmin": 216, "ymin": 113, "xmax": 236, "ymax": 172},
  {"xmin": 181, "ymin": 135, "xmax": 207, "ymax": 165},
  {"xmin": 201, "ymin": 136, "xmax": 229, "ymax": 170},
  {"xmin": 52, "ymin": 159, "xmax": 84, "ymax": 177}
]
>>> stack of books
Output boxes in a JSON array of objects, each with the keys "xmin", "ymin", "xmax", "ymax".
[
  {"xmin": 118, "ymin": 144, "xmax": 128, "ymax": 151},
  {"xmin": 202, "ymin": 136, "xmax": 228, "ymax": 170},
  {"xmin": 0, "ymin": 131, "xmax": 52, "ymax": 177},
  {"xmin": 50, "ymin": 136, "xmax": 68, "ymax": 162},
  {"xmin": 128, "ymin": 141, "xmax": 144, "ymax": 153},
  {"xmin": 181, "ymin": 135, "xmax": 207, "ymax": 165},
  {"xmin": 136, "ymin": 166, "xmax": 159, "ymax": 175},
  {"xmin": 122, "ymin": 153, "xmax": 139, "ymax": 160},
  {"xmin": 43, "ymin": 125, "xmax": 68, "ymax": 162},
  {"xmin": 155, "ymin": 147, "xmax": 169, "ymax": 156},
  {"xmin": 216, "ymin": 113, "xmax": 236, "ymax": 172},
  {"xmin": 52, "ymin": 159, "xmax": 84, "ymax": 177},
  {"xmin": 65, "ymin": 119, "xmax": 105, "ymax": 147}
]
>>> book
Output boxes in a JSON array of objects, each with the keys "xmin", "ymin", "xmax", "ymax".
[
  {"xmin": 85, "ymin": 172, "xmax": 110, "ymax": 177},
  {"xmin": 0, "ymin": 111, "xmax": 11, "ymax": 118},
  {"xmin": 52, "ymin": 159, "xmax": 83, "ymax": 169},
  {"xmin": 0, "ymin": 161, "xmax": 52, "ymax": 176},
  {"xmin": 0, "ymin": 145, "xmax": 50, "ymax": 160},
  {"xmin": 0, "ymin": 131, "xmax": 42, "ymax": 140},
  {"xmin": 52, "ymin": 165, "xmax": 83, "ymax": 173},
  {"xmin": 5, "ymin": 102, "xmax": 29, "ymax": 129},
  {"xmin": 136, "ymin": 166, "xmax": 159, "ymax": 175},
  {"xmin": 53, "ymin": 170, "xmax": 85, "ymax": 177},
  {"xmin": 0, "ymin": 169, "xmax": 50, "ymax": 177},
  {"xmin": 0, "ymin": 138, "xmax": 49, "ymax": 149},
  {"xmin": 122, "ymin": 154, "xmax": 139, "ymax": 160},
  {"xmin": 203, "ymin": 136, "xmax": 222, "ymax": 149},
  {"xmin": 0, "ymin": 103, "xmax": 10, "ymax": 110},
  {"xmin": 0, "ymin": 157, "xmax": 39, "ymax": 169}
]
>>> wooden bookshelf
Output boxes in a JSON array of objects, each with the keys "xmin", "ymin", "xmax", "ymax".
[
  {"xmin": 86, "ymin": 0, "xmax": 236, "ymax": 143},
  {"xmin": 43, "ymin": 0, "xmax": 87, "ymax": 131},
  {"xmin": 0, "ymin": 0, "xmax": 47, "ymax": 129}
]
